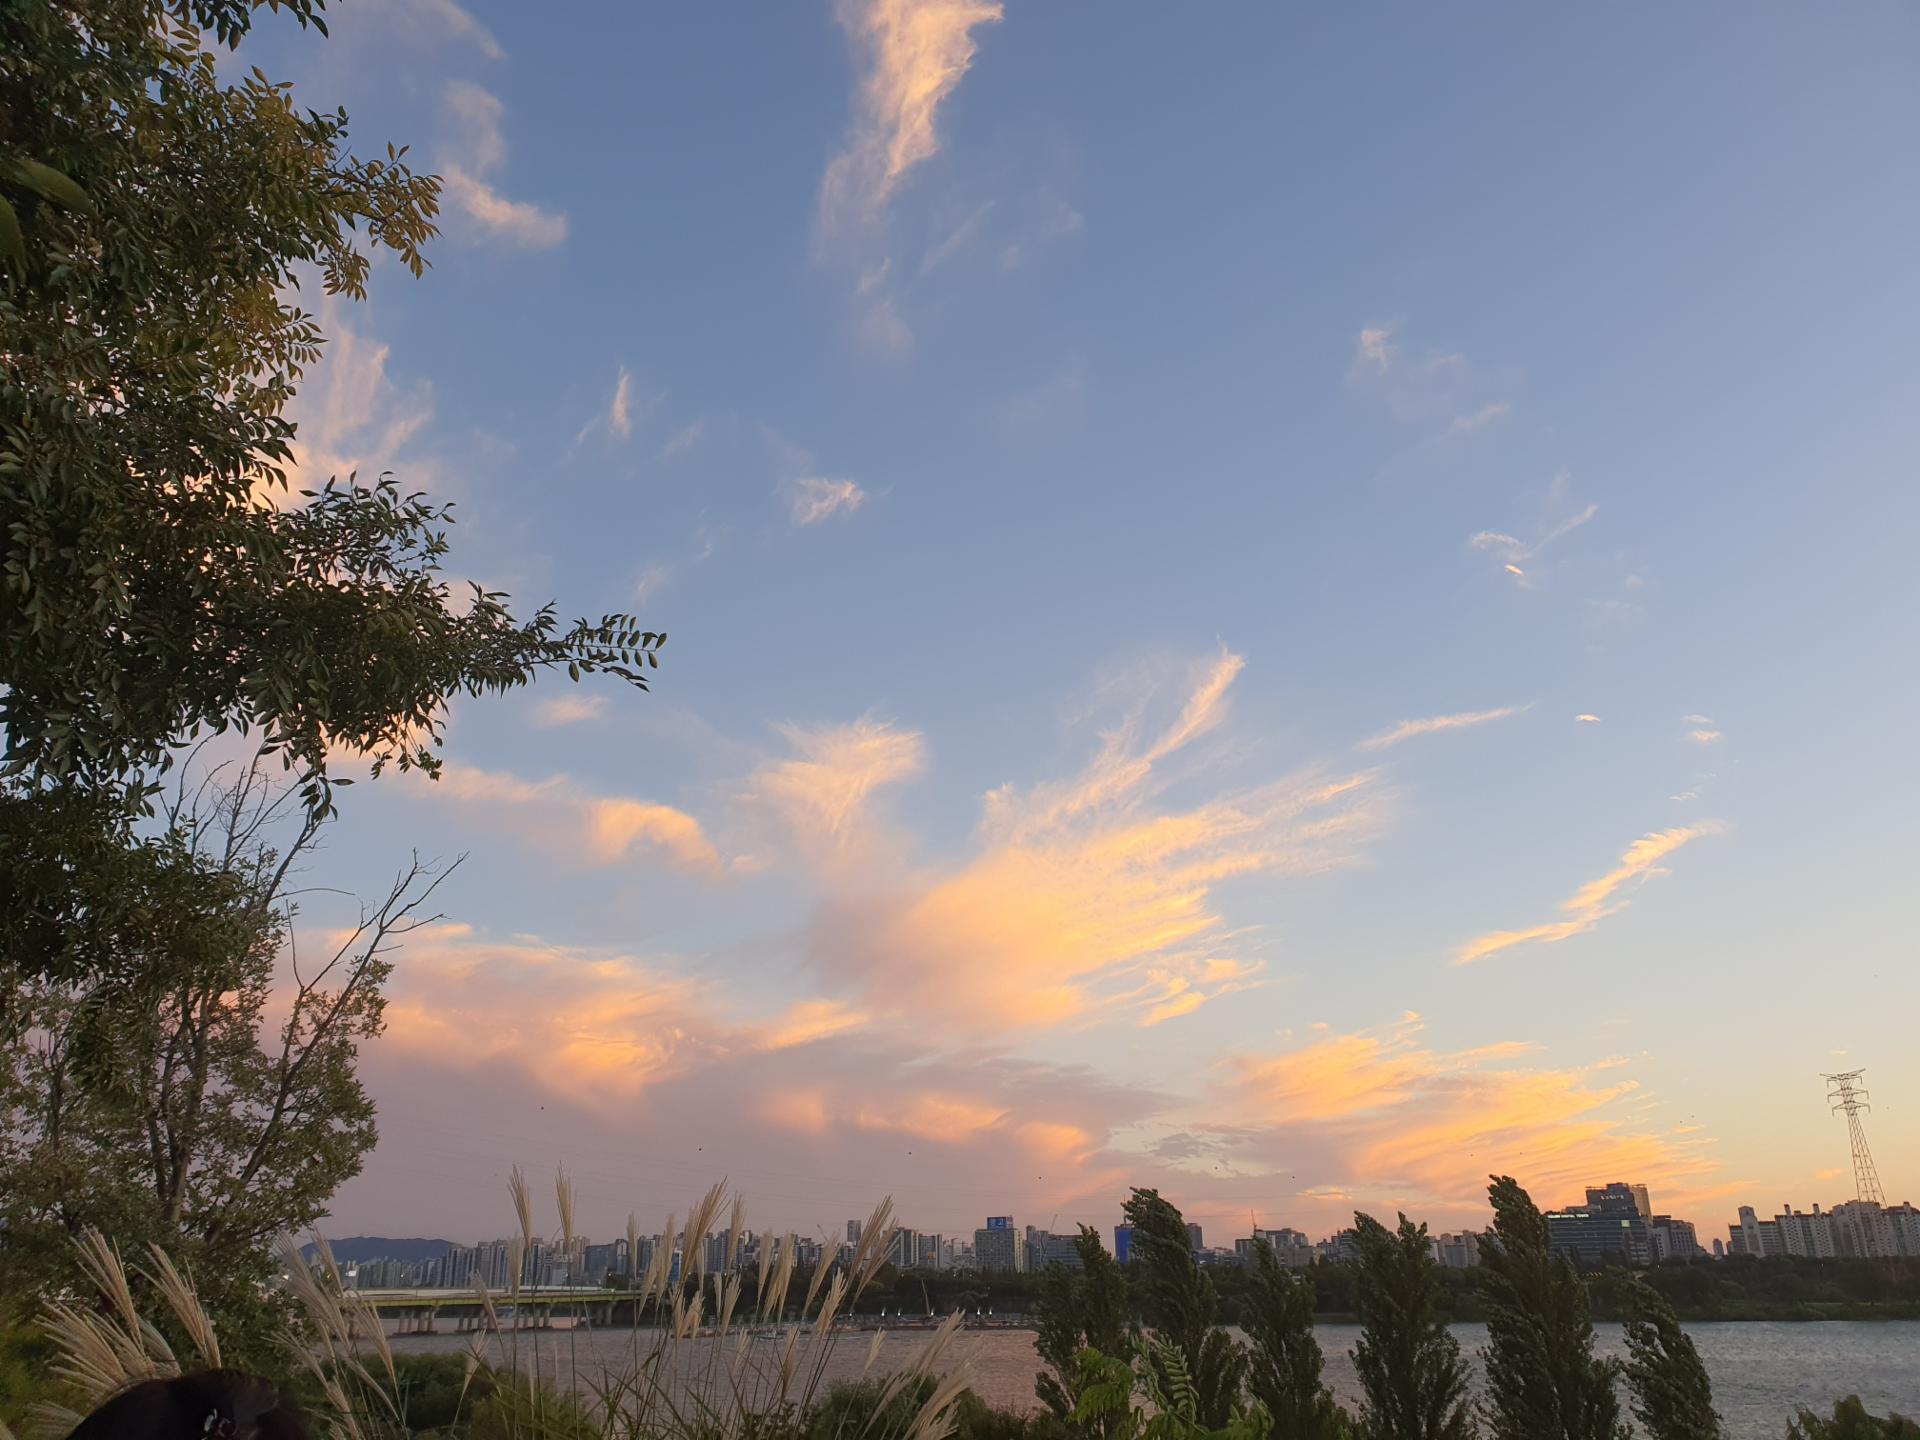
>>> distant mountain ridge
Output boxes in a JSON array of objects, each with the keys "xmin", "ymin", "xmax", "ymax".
[{"xmin": 302, "ymin": 1237, "xmax": 454, "ymax": 1265}]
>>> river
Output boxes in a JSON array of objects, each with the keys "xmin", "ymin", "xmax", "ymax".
[{"xmin": 392, "ymin": 1321, "xmax": 1920, "ymax": 1440}]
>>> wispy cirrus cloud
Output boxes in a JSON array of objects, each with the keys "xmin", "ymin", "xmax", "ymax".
[
  {"xmin": 531, "ymin": 693, "xmax": 609, "ymax": 729},
  {"xmin": 1358, "ymin": 704, "xmax": 1529, "ymax": 752},
  {"xmin": 776, "ymin": 653, "xmax": 1380, "ymax": 1034},
  {"xmin": 609, "ymin": 368, "xmax": 643, "ymax": 441},
  {"xmin": 746, "ymin": 718, "xmax": 927, "ymax": 880},
  {"xmin": 790, "ymin": 476, "xmax": 869, "ymax": 526},
  {"xmin": 1348, "ymin": 324, "xmax": 1510, "ymax": 437},
  {"xmin": 1455, "ymin": 821, "xmax": 1727, "ymax": 965},
  {"xmin": 818, "ymin": 0, "xmax": 1004, "ymax": 234},
  {"xmin": 440, "ymin": 82, "xmax": 568, "ymax": 249},
  {"xmin": 1470, "ymin": 492, "xmax": 1598, "ymax": 588},
  {"xmin": 1448, "ymin": 401, "xmax": 1511, "ymax": 435},
  {"xmin": 1575, "ymin": 713, "xmax": 1602, "ymax": 724}
]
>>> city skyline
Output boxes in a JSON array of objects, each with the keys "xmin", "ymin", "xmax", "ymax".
[{"xmin": 227, "ymin": 0, "xmax": 1920, "ymax": 1244}]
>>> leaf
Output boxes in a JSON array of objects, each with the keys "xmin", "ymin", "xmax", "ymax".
[
  {"xmin": 11, "ymin": 158, "xmax": 95, "ymax": 215},
  {"xmin": 0, "ymin": 197, "xmax": 23, "ymax": 272}
]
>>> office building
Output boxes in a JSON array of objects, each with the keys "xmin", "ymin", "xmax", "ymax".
[
  {"xmin": 1547, "ymin": 1185, "xmax": 1650, "ymax": 1266},
  {"xmin": 975, "ymin": 1216, "xmax": 1024, "ymax": 1273},
  {"xmin": 1035, "ymin": 1233, "xmax": 1084, "ymax": 1270},
  {"xmin": 1113, "ymin": 1224, "xmax": 1133, "ymax": 1265}
]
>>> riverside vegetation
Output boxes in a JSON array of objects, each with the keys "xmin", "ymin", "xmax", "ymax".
[{"xmin": 3, "ymin": 1175, "xmax": 1917, "ymax": 1440}]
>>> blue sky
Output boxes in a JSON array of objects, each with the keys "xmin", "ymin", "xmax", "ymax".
[{"xmin": 250, "ymin": 0, "xmax": 1919, "ymax": 1246}]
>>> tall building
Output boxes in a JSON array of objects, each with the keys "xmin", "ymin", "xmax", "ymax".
[
  {"xmin": 1035, "ymin": 1233, "xmax": 1084, "ymax": 1270},
  {"xmin": 1647, "ymin": 1216, "xmax": 1703, "ymax": 1262},
  {"xmin": 1630, "ymin": 1185, "xmax": 1652, "ymax": 1219},
  {"xmin": 1185, "ymin": 1222, "xmax": 1204, "ymax": 1252},
  {"xmin": 1832, "ymin": 1200, "xmax": 1901, "ymax": 1259},
  {"xmin": 1774, "ymin": 1206, "xmax": 1837, "ymax": 1260},
  {"xmin": 1236, "ymin": 1227, "xmax": 1313, "ymax": 1268},
  {"xmin": 847, "ymin": 1219, "xmax": 864, "ymax": 1245},
  {"xmin": 1431, "ymin": 1231, "xmax": 1482, "ymax": 1269},
  {"xmin": 887, "ymin": 1227, "xmax": 920, "ymax": 1269},
  {"xmin": 975, "ymin": 1216, "xmax": 1024, "ymax": 1273},
  {"xmin": 1316, "ymin": 1229, "xmax": 1360, "ymax": 1264},
  {"xmin": 1113, "ymin": 1224, "xmax": 1133, "ymax": 1265},
  {"xmin": 1547, "ymin": 1186, "xmax": 1650, "ymax": 1265}
]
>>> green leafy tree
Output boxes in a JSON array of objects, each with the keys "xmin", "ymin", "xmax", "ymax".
[
  {"xmin": 1477, "ymin": 1177, "xmax": 1625, "ymax": 1440},
  {"xmin": 1070, "ymin": 1342, "xmax": 1269, "ymax": 1440},
  {"xmin": 1035, "ymin": 1226, "xmax": 1133, "ymax": 1423},
  {"xmin": 1617, "ymin": 1276, "xmax": 1721, "ymax": 1440},
  {"xmin": 1122, "ymin": 1190, "xmax": 1247, "ymax": 1431},
  {"xmin": 0, "ymin": 761, "xmax": 444, "ymax": 1362},
  {"xmin": 1243, "ymin": 1238, "xmax": 1350, "ymax": 1440},
  {"xmin": 1785, "ymin": 1398, "xmax": 1920, "ymax": 1440},
  {"xmin": 1351, "ymin": 1212, "xmax": 1474, "ymax": 1440},
  {"xmin": 0, "ymin": 0, "xmax": 658, "ymax": 814}
]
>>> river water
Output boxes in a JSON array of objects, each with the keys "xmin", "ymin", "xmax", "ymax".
[{"xmin": 393, "ymin": 1321, "xmax": 1920, "ymax": 1440}]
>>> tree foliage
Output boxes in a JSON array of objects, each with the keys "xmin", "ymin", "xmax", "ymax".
[
  {"xmin": 1069, "ymin": 1342, "xmax": 1268, "ymax": 1440},
  {"xmin": 1351, "ymin": 1211, "xmax": 1475, "ymax": 1440},
  {"xmin": 1617, "ymin": 1275, "xmax": 1721, "ymax": 1440},
  {"xmin": 1243, "ymin": 1238, "xmax": 1350, "ymax": 1440},
  {"xmin": 0, "ymin": 761, "xmax": 446, "ymax": 1362},
  {"xmin": 1034, "ymin": 1226, "xmax": 1133, "ymax": 1424},
  {"xmin": 1786, "ymin": 1398, "xmax": 1920, "ymax": 1440},
  {"xmin": 1121, "ymin": 1190, "xmax": 1246, "ymax": 1431},
  {"xmin": 1476, "ymin": 1177, "xmax": 1625, "ymax": 1440},
  {"xmin": 0, "ymin": 0, "xmax": 658, "ymax": 814}
]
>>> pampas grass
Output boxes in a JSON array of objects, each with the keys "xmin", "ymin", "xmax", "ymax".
[{"xmin": 34, "ymin": 1181, "xmax": 967, "ymax": 1440}]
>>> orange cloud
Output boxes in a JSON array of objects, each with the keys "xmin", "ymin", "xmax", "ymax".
[
  {"xmin": 819, "ymin": 0, "xmax": 1003, "ymax": 230},
  {"xmin": 426, "ymin": 765, "xmax": 720, "ymax": 873},
  {"xmin": 1223, "ymin": 1014, "xmax": 1712, "ymax": 1217},
  {"xmin": 1455, "ymin": 822, "xmax": 1726, "ymax": 965},
  {"xmin": 805, "ymin": 655, "xmax": 1379, "ymax": 1032}
]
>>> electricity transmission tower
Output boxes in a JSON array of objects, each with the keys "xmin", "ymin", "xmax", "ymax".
[{"xmin": 1823, "ymin": 1069, "xmax": 1886, "ymax": 1205}]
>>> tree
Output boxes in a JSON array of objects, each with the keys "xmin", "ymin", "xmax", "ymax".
[
  {"xmin": 1476, "ymin": 1178, "xmax": 1625, "ymax": 1440},
  {"xmin": 1070, "ymin": 1341, "xmax": 1269, "ymax": 1440},
  {"xmin": 1618, "ymin": 1276, "xmax": 1721, "ymax": 1440},
  {"xmin": 1122, "ymin": 1190, "xmax": 1247, "ymax": 1431},
  {"xmin": 1243, "ymin": 1239, "xmax": 1349, "ymax": 1440},
  {"xmin": 1035, "ymin": 1226, "xmax": 1133, "ymax": 1424},
  {"xmin": 1786, "ymin": 1399, "xmax": 1920, "ymax": 1440},
  {"xmin": 1350, "ymin": 1211, "xmax": 1474, "ymax": 1440},
  {"xmin": 0, "ymin": 759, "xmax": 444, "ymax": 1361},
  {"xmin": 0, "ymin": 0, "xmax": 659, "ymax": 814}
]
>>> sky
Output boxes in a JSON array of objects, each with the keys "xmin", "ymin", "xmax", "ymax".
[{"xmin": 241, "ymin": 0, "xmax": 1920, "ymax": 1250}]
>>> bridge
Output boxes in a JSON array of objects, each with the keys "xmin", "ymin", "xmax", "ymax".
[
  {"xmin": 354, "ymin": 1287, "xmax": 622, "ymax": 1334},
  {"xmin": 351, "ymin": 1290, "xmax": 1039, "ymax": 1336}
]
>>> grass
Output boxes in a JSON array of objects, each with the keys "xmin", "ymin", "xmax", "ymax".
[{"xmin": 29, "ymin": 1179, "xmax": 972, "ymax": 1440}]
